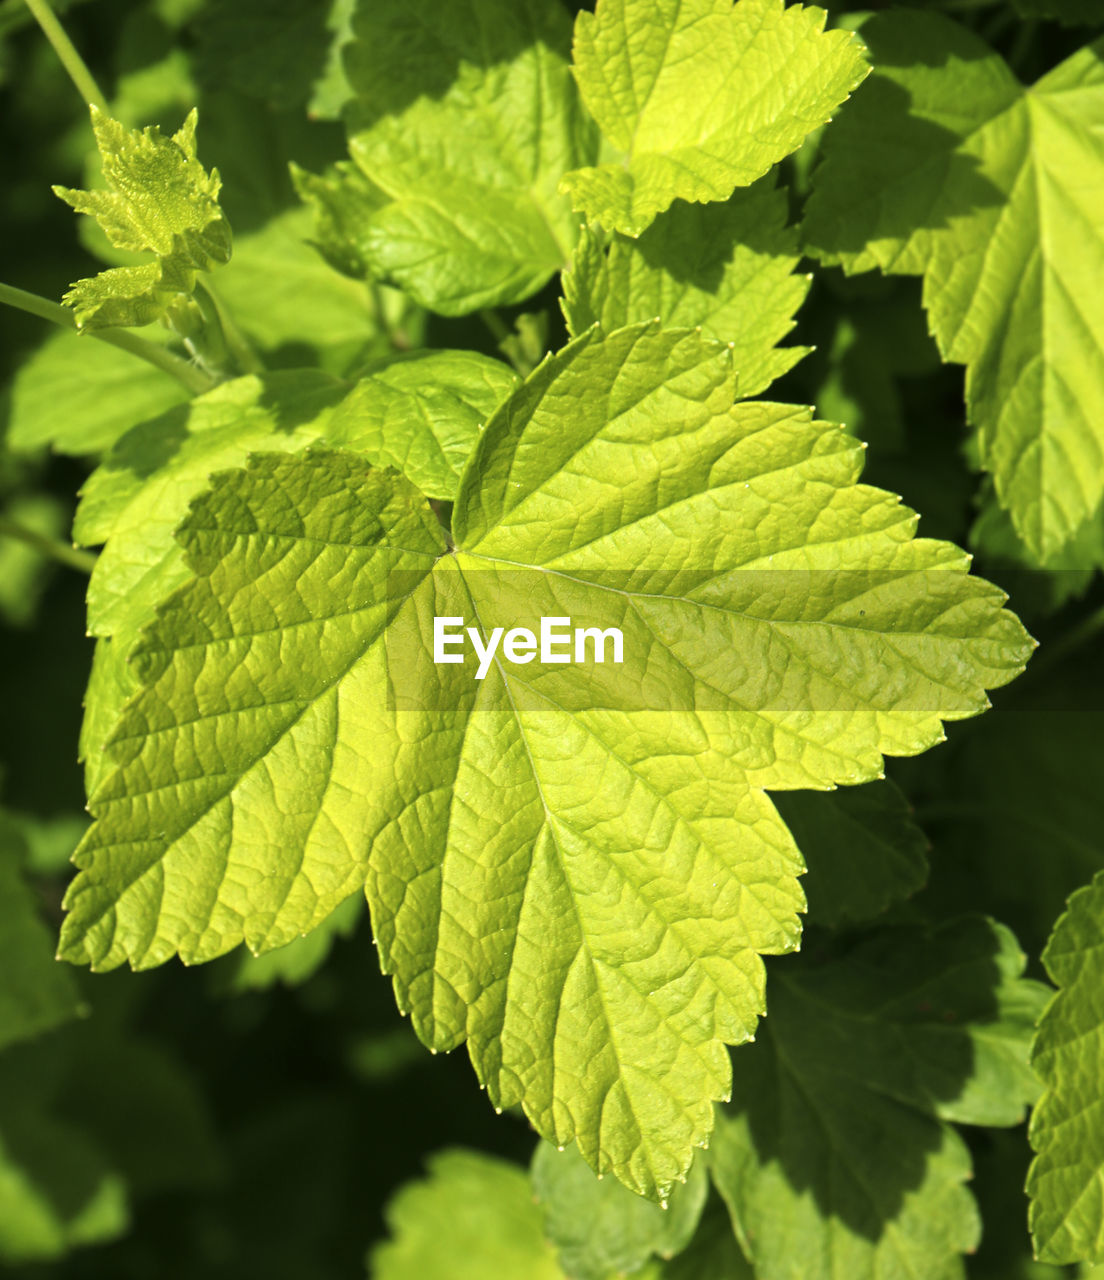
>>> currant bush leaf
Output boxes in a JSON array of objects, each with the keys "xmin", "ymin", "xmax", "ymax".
[
  {"xmin": 1028, "ymin": 871, "xmax": 1104, "ymax": 1266},
  {"xmin": 562, "ymin": 178, "xmax": 811, "ymax": 397},
  {"xmin": 532, "ymin": 1140, "xmax": 708, "ymax": 1280},
  {"xmin": 341, "ymin": 0, "xmax": 598, "ymax": 314},
  {"xmin": 370, "ymin": 1150, "xmax": 563, "ymax": 1280},
  {"xmin": 7, "ymin": 329, "xmax": 188, "ymax": 456},
  {"xmin": 561, "ymin": 0, "xmax": 868, "ymax": 236},
  {"xmin": 324, "ymin": 352, "xmax": 518, "ymax": 500},
  {"xmin": 0, "ymin": 818, "xmax": 82, "ymax": 1053},
  {"xmin": 75, "ymin": 371, "xmax": 348, "ymax": 648},
  {"xmin": 710, "ymin": 918, "xmax": 1052, "ymax": 1280},
  {"xmin": 804, "ymin": 12, "xmax": 1104, "ymax": 561},
  {"xmin": 0, "ymin": 1098, "xmax": 128, "ymax": 1263},
  {"xmin": 54, "ymin": 107, "xmax": 231, "ymax": 331},
  {"xmin": 60, "ymin": 324, "xmax": 1032, "ymax": 1199},
  {"xmin": 772, "ymin": 779, "xmax": 929, "ymax": 927}
]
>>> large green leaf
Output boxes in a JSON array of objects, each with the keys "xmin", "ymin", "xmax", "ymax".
[
  {"xmin": 804, "ymin": 13, "xmax": 1104, "ymax": 561},
  {"xmin": 60, "ymin": 324, "xmax": 1031, "ymax": 1197},
  {"xmin": 710, "ymin": 918, "xmax": 1052, "ymax": 1280},
  {"xmin": 563, "ymin": 178, "xmax": 811, "ymax": 398},
  {"xmin": 370, "ymin": 1149, "xmax": 564, "ymax": 1280},
  {"xmin": 54, "ymin": 108, "xmax": 231, "ymax": 331},
  {"xmin": 340, "ymin": 0, "xmax": 597, "ymax": 314},
  {"xmin": 1028, "ymin": 871, "xmax": 1104, "ymax": 1265},
  {"xmin": 562, "ymin": 0, "xmax": 867, "ymax": 236}
]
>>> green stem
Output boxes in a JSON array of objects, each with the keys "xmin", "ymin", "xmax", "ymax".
[
  {"xmin": 480, "ymin": 307, "xmax": 528, "ymax": 376},
  {"xmin": 369, "ymin": 282, "xmax": 410, "ymax": 352},
  {"xmin": 0, "ymin": 281, "xmax": 214, "ymax": 395},
  {"xmin": 0, "ymin": 515, "xmax": 96, "ymax": 574},
  {"xmin": 22, "ymin": 0, "xmax": 105, "ymax": 110},
  {"xmin": 198, "ymin": 282, "xmax": 264, "ymax": 375}
]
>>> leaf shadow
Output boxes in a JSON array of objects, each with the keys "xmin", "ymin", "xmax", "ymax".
[
  {"xmin": 96, "ymin": 372, "xmax": 347, "ymax": 487},
  {"xmin": 627, "ymin": 178, "xmax": 798, "ymax": 298},
  {"xmin": 342, "ymin": 0, "xmax": 569, "ymax": 126},
  {"xmin": 724, "ymin": 919, "xmax": 1006, "ymax": 1245},
  {"xmin": 804, "ymin": 32, "xmax": 1011, "ymax": 256}
]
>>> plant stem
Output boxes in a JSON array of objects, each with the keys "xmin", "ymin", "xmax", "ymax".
[
  {"xmin": 0, "ymin": 281, "xmax": 214, "ymax": 395},
  {"xmin": 0, "ymin": 515, "xmax": 96, "ymax": 574},
  {"xmin": 198, "ymin": 282, "xmax": 264, "ymax": 375},
  {"xmin": 22, "ymin": 0, "xmax": 105, "ymax": 110}
]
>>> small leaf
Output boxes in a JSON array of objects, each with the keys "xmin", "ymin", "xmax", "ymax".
[
  {"xmin": 1028, "ymin": 871, "xmax": 1104, "ymax": 1265},
  {"xmin": 563, "ymin": 178, "xmax": 811, "ymax": 397},
  {"xmin": 532, "ymin": 1139, "xmax": 708, "ymax": 1280},
  {"xmin": 370, "ymin": 1149, "xmax": 564, "ymax": 1280},
  {"xmin": 54, "ymin": 108, "xmax": 231, "ymax": 331},
  {"xmin": 562, "ymin": 0, "xmax": 868, "ymax": 235},
  {"xmin": 0, "ymin": 817, "xmax": 82, "ymax": 1053},
  {"xmin": 342, "ymin": 0, "xmax": 598, "ymax": 314},
  {"xmin": 324, "ymin": 351, "xmax": 519, "ymax": 500},
  {"xmin": 218, "ymin": 893, "xmax": 363, "ymax": 993}
]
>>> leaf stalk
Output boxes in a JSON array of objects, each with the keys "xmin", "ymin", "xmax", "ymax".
[{"xmin": 0, "ymin": 281, "xmax": 215, "ymax": 395}]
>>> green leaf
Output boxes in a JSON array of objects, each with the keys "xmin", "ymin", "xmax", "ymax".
[
  {"xmin": 0, "ymin": 493, "xmax": 66, "ymax": 629},
  {"xmin": 562, "ymin": 178, "xmax": 811, "ymax": 397},
  {"xmin": 54, "ymin": 107, "xmax": 231, "ymax": 331},
  {"xmin": 1028, "ymin": 871, "xmax": 1104, "ymax": 1265},
  {"xmin": 325, "ymin": 351, "xmax": 518, "ymax": 500},
  {"xmin": 562, "ymin": 0, "xmax": 868, "ymax": 236},
  {"xmin": 342, "ymin": 0, "xmax": 597, "ymax": 313},
  {"xmin": 74, "ymin": 370, "xmax": 348, "ymax": 646},
  {"xmin": 710, "ymin": 918, "xmax": 1052, "ymax": 1280},
  {"xmin": 772, "ymin": 779, "xmax": 929, "ymax": 928},
  {"xmin": 532, "ymin": 1140, "xmax": 708, "ymax": 1280},
  {"xmin": 0, "ymin": 1100, "xmax": 128, "ymax": 1264},
  {"xmin": 60, "ymin": 325, "xmax": 1031, "ymax": 1198},
  {"xmin": 0, "ymin": 818, "xmax": 83, "ymax": 1053},
  {"xmin": 291, "ymin": 160, "xmax": 389, "ymax": 282},
  {"xmin": 804, "ymin": 13, "xmax": 1104, "ymax": 561},
  {"xmin": 656, "ymin": 1203, "xmax": 753, "ymax": 1279},
  {"xmin": 218, "ymin": 892, "xmax": 363, "ymax": 993},
  {"xmin": 6, "ymin": 328, "xmax": 188, "ymax": 456},
  {"xmin": 370, "ymin": 1149, "xmax": 564, "ymax": 1280},
  {"xmin": 212, "ymin": 207, "xmax": 413, "ymax": 373}
]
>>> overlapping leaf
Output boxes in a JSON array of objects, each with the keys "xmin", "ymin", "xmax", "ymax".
[
  {"xmin": 771, "ymin": 779, "xmax": 929, "ymax": 927},
  {"xmin": 6, "ymin": 329, "xmax": 188, "ymax": 456},
  {"xmin": 1028, "ymin": 872, "xmax": 1104, "ymax": 1265},
  {"xmin": 561, "ymin": 0, "xmax": 867, "ymax": 235},
  {"xmin": 710, "ymin": 918, "xmax": 1051, "ymax": 1280},
  {"xmin": 563, "ymin": 178, "xmax": 810, "ymax": 397},
  {"xmin": 371, "ymin": 1150, "xmax": 563, "ymax": 1280},
  {"xmin": 338, "ymin": 0, "xmax": 598, "ymax": 313},
  {"xmin": 532, "ymin": 1140, "xmax": 707, "ymax": 1279},
  {"xmin": 804, "ymin": 12, "xmax": 1104, "ymax": 561},
  {"xmin": 0, "ymin": 818, "xmax": 82, "ymax": 1053},
  {"xmin": 60, "ymin": 323, "xmax": 1032, "ymax": 1197},
  {"xmin": 54, "ymin": 108, "xmax": 231, "ymax": 330}
]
